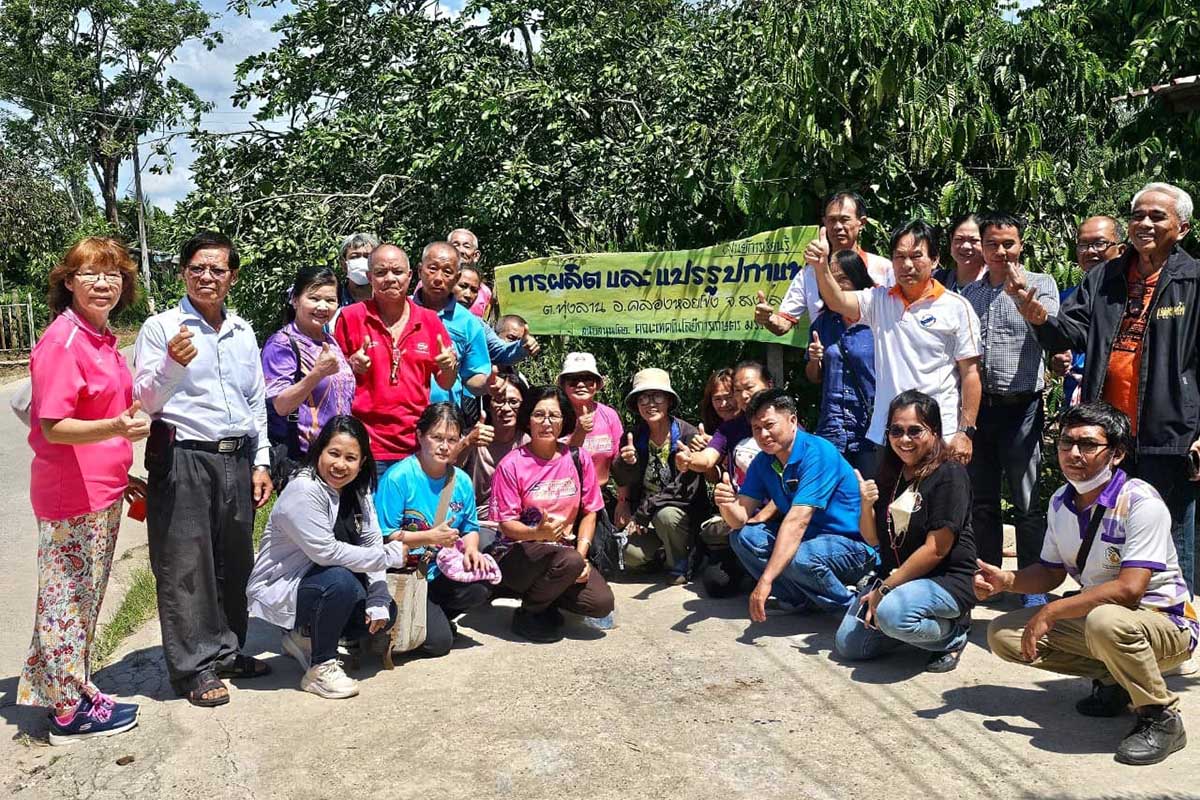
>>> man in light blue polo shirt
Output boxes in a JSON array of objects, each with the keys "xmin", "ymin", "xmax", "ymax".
[
  {"xmin": 715, "ymin": 388, "xmax": 875, "ymax": 622},
  {"xmin": 411, "ymin": 241, "xmax": 492, "ymax": 409}
]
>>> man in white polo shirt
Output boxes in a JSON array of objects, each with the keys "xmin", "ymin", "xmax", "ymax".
[
  {"xmin": 754, "ymin": 191, "xmax": 894, "ymax": 335},
  {"xmin": 813, "ymin": 219, "xmax": 982, "ymax": 462},
  {"xmin": 978, "ymin": 402, "xmax": 1195, "ymax": 766}
]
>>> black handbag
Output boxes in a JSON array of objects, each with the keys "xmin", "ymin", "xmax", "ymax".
[{"xmin": 568, "ymin": 446, "xmax": 626, "ymax": 578}]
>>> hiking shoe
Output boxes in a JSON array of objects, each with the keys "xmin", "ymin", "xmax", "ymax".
[
  {"xmin": 1021, "ymin": 593, "xmax": 1048, "ymax": 608},
  {"xmin": 1164, "ymin": 656, "xmax": 1199, "ymax": 677},
  {"xmin": 48, "ymin": 694, "xmax": 138, "ymax": 745},
  {"xmin": 1115, "ymin": 707, "xmax": 1186, "ymax": 765},
  {"xmin": 1077, "ymin": 679, "xmax": 1131, "ymax": 717},
  {"xmin": 281, "ymin": 629, "xmax": 312, "ymax": 671},
  {"xmin": 301, "ymin": 659, "xmax": 358, "ymax": 699},
  {"xmin": 512, "ymin": 608, "xmax": 564, "ymax": 643}
]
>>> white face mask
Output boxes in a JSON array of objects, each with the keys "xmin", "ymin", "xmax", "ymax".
[
  {"xmin": 346, "ymin": 257, "xmax": 369, "ymax": 285},
  {"xmin": 1067, "ymin": 464, "xmax": 1113, "ymax": 495}
]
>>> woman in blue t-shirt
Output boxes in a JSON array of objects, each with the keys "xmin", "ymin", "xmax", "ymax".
[
  {"xmin": 805, "ymin": 250, "xmax": 878, "ymax": 476},
  {"xmin": 375, "ymin": 403, "xmax": 494, "ymax": 657}
]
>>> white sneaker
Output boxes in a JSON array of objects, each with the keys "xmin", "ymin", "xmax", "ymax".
[
  {"xmin": 1164, "ymin": 656, "xmax": 1199, "ymax": 677},
  {"xmin": 301, "ymin": 659, "xmax": 359, "ymax": 699},
  {"xmin": 281, "ymin": 629, "xmax": 312, "ymax": 671}
]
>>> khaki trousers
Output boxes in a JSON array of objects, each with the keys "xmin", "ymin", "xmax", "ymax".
[
  {"xmin": 988, "ymin": 604, "xmax": 1192, "ymax": 709},
  {"xmin": 623, "ymin": 507, "xmax": 691, "ymax": 570}
]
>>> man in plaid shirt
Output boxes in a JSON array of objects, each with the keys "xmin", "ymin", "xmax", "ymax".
[{"xmin": 961, "ymin": 212, "xmax": 1060, "ymax": 607}]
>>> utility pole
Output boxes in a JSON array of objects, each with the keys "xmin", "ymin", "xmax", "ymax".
[{"xmin": 132, "ymin": 141, "xmax": 156, "ymax": 314}]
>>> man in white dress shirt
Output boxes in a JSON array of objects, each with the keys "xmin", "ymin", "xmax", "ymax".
[{"xmin": 134, "ymin": 231, "xmax": 274, "ymax": 707}]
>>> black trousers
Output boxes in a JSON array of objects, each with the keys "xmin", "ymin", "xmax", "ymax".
[
  {"xmin": 146, "ymin": 442, "xmax": 255, "ymax": 690},
  {"xmin": 422, "ymin": 575, "xmax": 492, "ymax": 657}
]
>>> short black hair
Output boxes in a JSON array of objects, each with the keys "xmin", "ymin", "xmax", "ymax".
[
  {"xmin": 416, "ymin": 402, "xmax": 467, "ymax": 438},
  {"xmin": 1059, "ymin": 402, "xmax": 1134, "ymax": 459},
  {"xmin": 304, "ymin": 415, "xmax": 377, "ymax": 496},
  {"xmin": 517, "ymin": 385, "xmax": 577, "ymax": 437},
  {"xmin": 889, "ymin": 219, "xmax": 941, "ymax": 262},
  {"xmin": 823, "ymin": 190, "xmax": 867, "ymax": 219},
  {"xmin": 285, "ymin": 265, "xmax": 338, "ymax": 322},
  {"xmin": 733, "ymin": 359, "xmax": 775, "ymax": 386},
  {"xmin": 181, "ymin": 231, "xmax": 240, "ymax": 271},
  {"xmin": 497, "ymin": 313, "xmax": 527, "ymax": 328},
  {"xmin": 746, "ymin": 388, "xmax": 797, "ymax": 420},
  {"xmin": 977, "ymin": 211, "xmax": 1027, "ymax": 239},
  {"xmin": 947, "ymin": 212, "xmax": 979, "ymax": 239},
  {"xmin": 833, "ymin": 250, "xmax": 875, "ymax": 291}
]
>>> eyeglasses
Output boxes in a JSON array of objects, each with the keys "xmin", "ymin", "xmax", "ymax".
[
  {"xmin": 75, "ymin": 271, "xmax": 124, "ymax": 285},
  {"xmin": 637, "ymin": 391, "xmax": 669, "ymax": 405},
  {"xmin": 1056, "ymin": 436, "xmax": 1109, "ymax": 455},
  {"xmin": 1077, "ymin": 239, "xmax": 1117, "ymax": 253},
  {"xmin": 887, "ymin": 425, "xmax": 929, "ymax": 440},
  {"xmin": 492, "ymin": 398, "xmax": 521, "ymax": 408},
  {"xmin": 562, "ymin": 374, "xmax": 599, "ymax": 386},
  {"xmin": 531, "ymin": 412, "xmax": 563, "ymax": 423},
  {"xmin": 186, "ymin": 264, "xmax": 232, "ymax": 279}
]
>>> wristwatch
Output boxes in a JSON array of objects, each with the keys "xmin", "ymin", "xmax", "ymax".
[
  {"xmin": 960, "ymin": 425, "xmax": 977, "ymax": 440},
  {"xmin": 879, "ymin": 583, "xmax": 893, "ymax": 596}
]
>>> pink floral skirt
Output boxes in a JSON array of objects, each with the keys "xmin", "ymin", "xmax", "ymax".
[{"xmin": 18, "ymin": 500, "xmax": 122, "ymax": 714}]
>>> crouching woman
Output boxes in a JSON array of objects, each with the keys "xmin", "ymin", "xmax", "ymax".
[
  {"xmin": 246, "ymin": 415, "xmax": 407, "ymax": 699},
  {"xmin": 834, "ymin": 390, "xmax": 977, "ymax": 673}
]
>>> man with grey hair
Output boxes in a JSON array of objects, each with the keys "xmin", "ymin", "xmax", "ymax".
[
  {"xmin": 338, "ymin": 232, "xmax": 378, "ymax": 305},
  {"xmin": 1015, "ymin": 181, "xmax": 1200, "ymax": 594}
]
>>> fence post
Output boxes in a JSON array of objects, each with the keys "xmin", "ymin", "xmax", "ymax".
[{"xmin": 766, "ymin": 343, "xmax": 785, "ymax": 386}]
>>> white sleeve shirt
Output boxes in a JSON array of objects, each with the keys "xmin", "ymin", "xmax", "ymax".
[
  {"xmin": 133, "ymin": 296, "xmax": 270, "ymax": 467},
  {"xmin": 778, "ymin": 252, "xmax": 894, "ymax": 324}
]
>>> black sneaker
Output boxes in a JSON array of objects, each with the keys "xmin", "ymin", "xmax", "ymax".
[
  {"xmin": 512, "ymin": 608, "xmax": 564, "ymax": 643},
  {"xmin": 1076, "ymin": 680, "xmax": 1132, "ymax": 717},
  {"xmin": 1115, "ymin": 708, "xmax": 1187, "ymax": 766},
  {"xmin": 925, "ymin": 644, "xmax": 966, "ymax": 673}
]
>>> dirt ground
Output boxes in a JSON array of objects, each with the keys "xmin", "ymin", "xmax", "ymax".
[{"xmin": 2, "ymin": 570, "xmax": 1198, "ymax": 800}]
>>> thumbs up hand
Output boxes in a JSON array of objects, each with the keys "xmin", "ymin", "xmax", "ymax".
[
  {"xmin": 804, "ymin": 225, "xmax": 831, "ymax": 267},
  {"xmin": 808, "ymin": 331, "xmax": 824, "ymax": 363},
  {"xmin": 470, "ymin": 416, "xmax": 495, "ymax": 448},
  {"xmin": 753, "ymin": 290, "xmax": 777, "ymax": 328},
  {"xmin": 167, "ymin": 324, "xmax": 197, "ymax": 366},
  {"xmin": 619, "ymin": 432, "xmax": 637, "ymax": 464},
  {"xmin": 349, "ymin": 337, "xmax": 372, "ymax": 375},
  {"xmin": 112, "ymin": 400, "xmax": 151, "ymax": 442},
  {"xmin": 854, "ymin": 468, "xmax": 878, "ymax": 505},
  {"xmin": 690, "ymin": 422, "xmax": 711, "ymax": 451},
  {"xmin": 713, "ymin": 469, "xmax": 738, "ymax": 508},
  {"xmin": 435, "ymin": 334, "xmax": 458, "ymax": 375},
  {"xmin": 312, "ymin": 341, "xmax": 341, "ymax": 379},
  {"xmin": 578, "ymin": 403, "xmax": 595, "ymax": 435}
]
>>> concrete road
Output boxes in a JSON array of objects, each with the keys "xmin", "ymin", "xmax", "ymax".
[{"xmin": 2, "ymin": 574, "xmax": 1197, "ymax": 799}]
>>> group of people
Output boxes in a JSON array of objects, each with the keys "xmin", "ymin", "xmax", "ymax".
[{"xmin": 16, "ymin": 184, "xmax": 1200, "ymax": 768}]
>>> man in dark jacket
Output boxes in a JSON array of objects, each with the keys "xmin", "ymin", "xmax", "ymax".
[{"xmin": 1013, "ymin": 182, "xmax": 1200, "ymax": 591}]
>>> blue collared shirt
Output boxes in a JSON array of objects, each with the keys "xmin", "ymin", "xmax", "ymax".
[
  {"xmin": 483, "ymin": 324, "xmax": 527, "ymax": 366},
  {"xmin": 412, "ymin": 291, "xmax": 492, "ymax": 408},
  {"xmin": 807, "ymin": 311, "xmax": 876, "ymax": 454},
  {"xmin": 133, "ymin": 296, "xmax": 270, "ymax": 466}
]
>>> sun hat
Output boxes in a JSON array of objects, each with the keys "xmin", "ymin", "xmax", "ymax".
[
  {"xmin": 625, "ymin": 368, "xmax": 679, "ymax": 413},
  {"xmin": 557, "ymin": 352, "xmax": 604, "ymax": 384}
]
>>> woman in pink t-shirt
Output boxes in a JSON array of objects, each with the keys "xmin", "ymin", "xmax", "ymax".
[
  {"xmin": 558, "ymin": 352, "xmax": 623, "ymax": 487},
  {"xmin": 20, "ymin": 238, "xmax": 149, "ymax": 744},
  {"xmin": 490, "ymin": 385, "xmax": 615, "ymax": 643}
]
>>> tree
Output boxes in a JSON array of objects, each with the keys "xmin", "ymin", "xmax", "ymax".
[
  {"xmin": 0, "ymin": 0, "xmax": 218, "ymax": 227},
  {"xmin": 0, "ymin": 137, "xmax": 80, "ymax": 286}
]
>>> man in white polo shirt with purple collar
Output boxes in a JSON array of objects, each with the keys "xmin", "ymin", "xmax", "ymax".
[{"xmin": 812, "ymin": 219, "xmax": 982, "ymax": 463}]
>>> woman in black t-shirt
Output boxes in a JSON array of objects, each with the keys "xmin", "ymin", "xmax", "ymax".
[{"xmin": 834, "ymin": 390, "xmax": 977, "ymax": 673}]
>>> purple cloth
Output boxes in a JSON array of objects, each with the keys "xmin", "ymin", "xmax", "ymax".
[{"xmin": 261, "ymin": 323, "xmax": 356, "ymax": 454}]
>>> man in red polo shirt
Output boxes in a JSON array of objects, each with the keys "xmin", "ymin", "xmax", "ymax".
[{"xmin": 333, "ymin": 244, "xmax": 458, "ymax": 474}]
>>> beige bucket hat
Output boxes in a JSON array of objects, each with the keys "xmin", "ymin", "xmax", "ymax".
[{"xmin": 625, "ymin": 367, "xmax": 679, "ymax": 413}]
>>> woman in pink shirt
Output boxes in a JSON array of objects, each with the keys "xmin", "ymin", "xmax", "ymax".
[
  {"xmin": 490, "ymin": 386, "xmax": 615, "ymax": 643},
  {"xmin": 19, "ymin": 238, "xmax": 148, "ymax": 744},
  {"xmin": 558, "ymin": 352, "xmax": 623, "ymax": 487}
]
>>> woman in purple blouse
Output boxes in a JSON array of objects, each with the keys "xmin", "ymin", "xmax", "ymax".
[{"xmin": 262, "ymin": 266, "xmax": 356, "ymax": 482}]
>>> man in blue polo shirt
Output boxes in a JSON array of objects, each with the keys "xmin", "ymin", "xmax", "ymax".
[
  {"xmin": 411, "ymin": 241, "xmax": 492, "ymax": 410},
  {"xmin": 715, "ymin": 388, "xmax": 875, "ymax": 622}
]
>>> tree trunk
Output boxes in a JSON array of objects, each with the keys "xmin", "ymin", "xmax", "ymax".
[{"xmin": 99, "ymin": 155, "xmax": 120, "ymax": 227}]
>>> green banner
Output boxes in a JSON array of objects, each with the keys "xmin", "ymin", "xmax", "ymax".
[{"xmin": 494, "ymin": 226, "xmax": 818, "ymax": 347}]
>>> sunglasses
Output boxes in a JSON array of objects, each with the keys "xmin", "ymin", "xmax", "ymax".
[{"xmin": 887, "ymin": 425, "xmax": 929, "ymax": 440}]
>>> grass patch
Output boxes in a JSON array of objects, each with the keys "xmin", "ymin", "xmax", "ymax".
[{"xmin": 91, "ymin": 567, "xmax": 158, "ymax": 669}]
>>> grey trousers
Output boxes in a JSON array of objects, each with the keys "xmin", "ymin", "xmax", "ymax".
[{"xmin": 147, "ymin": 442, "xmax": 255, "ymax": 690}]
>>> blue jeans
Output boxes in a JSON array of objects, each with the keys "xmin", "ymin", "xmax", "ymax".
[
  {"xmin": 295, "ymin": 565, "xmax": 396, "ymax": 664},
  {"xmin": 729, "ymin": 523, "xmax": 876, "ymax": 611},
  {"xmin": 1132, "ymin": 454, "xmax": 1197, "ymax": 594},
  {"xmin": 834, "ymin": 579, "xmax": 968, "ymax": 660}
]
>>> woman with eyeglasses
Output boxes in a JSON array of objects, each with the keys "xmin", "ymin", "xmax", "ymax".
[
  {"xmin": 462, "ymin": 367, "xmax": 529, "ymax": 527},
  {"xmin": 20, "ymin": 237, "xmax": 146, "ymax": 742},
  {"xmin": 835, "ymin": 390, "xmax": 977, "ymax": 673},
  {"xmin": 806, "ymin": 250, "xmax": 879, "ymax": 476},
  {"xmin": 374, "ymin": 403, "xmax": 494, "ymax": 658},
  {"xmin": 490, "ymin": 386, "xmax": 616, "ymax": 642},
  {"xmin": 612, "ymin": 369, "xmax": 708, "ymax": 584},
  {"xmin": 557, "ymin": 352, "xmax": 624, "ymax": 489},
  {"xmin": 262, "ymin": 266, "xmax": 355, "ymax": 487}
]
